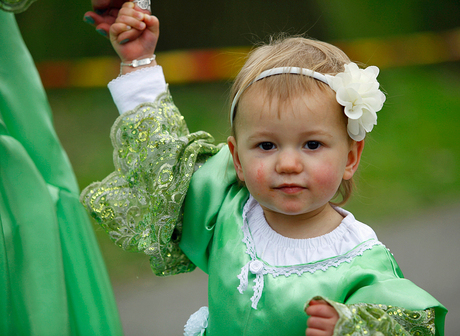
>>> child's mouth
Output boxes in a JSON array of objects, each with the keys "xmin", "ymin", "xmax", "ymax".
[{"xmin": 275, "ymin": 184, "xmax": 305, "ymax": 194}]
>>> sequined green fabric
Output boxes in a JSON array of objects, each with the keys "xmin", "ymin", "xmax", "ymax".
[
  {"xmin": 0, "ymin": 0, "xmax": 37, "ymax": 13},
  {"xmin": 321, "ymin": 296, "xmax": 436, "ymax": 336},
  {"xmin": 80, "ymin": 90, "xmax": 222, "ymax": 276}
]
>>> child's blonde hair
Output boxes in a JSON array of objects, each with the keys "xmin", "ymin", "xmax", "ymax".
[{"xmin": 230, "ymin": 35, "xmax": 355, "ymax": 206}]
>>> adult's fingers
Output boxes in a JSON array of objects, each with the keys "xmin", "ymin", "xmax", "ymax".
[
  {"xmin": 92, "ymin": 0, "xmax": 124, "ymax": 12},
  {"xmin": 83, "ymin": 11, "xmax": 103, "ymax": 27},
  {"xmin": 83, "ymin": 9, "xmax": 118, "ymax": 38}
]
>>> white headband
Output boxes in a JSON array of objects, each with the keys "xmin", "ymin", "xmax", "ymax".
[{"xmin": 230, "ymin": 62, "xmax": 386, "ymax": 141}]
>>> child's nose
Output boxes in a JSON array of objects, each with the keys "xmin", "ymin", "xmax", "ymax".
[{"xmin": 275, "ymin": 150, "xmax": 303, "ymax": 174}]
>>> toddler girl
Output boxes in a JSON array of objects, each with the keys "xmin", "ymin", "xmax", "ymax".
[{"xmin": 81, "ymin": 2, "xmax": 446, "ymax": 335}]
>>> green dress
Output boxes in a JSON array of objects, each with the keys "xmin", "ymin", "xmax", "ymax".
[
  {"xmin": 80, "ymin": 88, "xmax": 447, "ymax": 335},
  {"xmin": 0, "ymin": 9, "xmax": 122, "ymax": 336}
]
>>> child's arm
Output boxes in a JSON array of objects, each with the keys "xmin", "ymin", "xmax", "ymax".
[
  {"xmin": 305, "ymin": 296, "xmax": 437, "ymax": 336},
  {"xmin": 100, "ymin": 1, "xmax": 164, "ymax": 114},
  {"xmin": 80, "ymin": 1, "xmax": 223, "ymax": 277},
  {"xmin": 109, "ymin": 1, "xmax": 159, "ymax": 75}
]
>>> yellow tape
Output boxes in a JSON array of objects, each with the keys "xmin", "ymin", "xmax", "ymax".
[{"xmin": 37, "ymin": 28, "xmax": 460, "ymax": 88}]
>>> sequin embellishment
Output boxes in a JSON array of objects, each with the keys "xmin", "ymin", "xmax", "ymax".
[
  {"xmin": 330, "ymin": 299, "xmax": 436, "ymax": 336},
  {"xmin": 80, "ymin": 90, "xmax": 221, "ymax": 276}
]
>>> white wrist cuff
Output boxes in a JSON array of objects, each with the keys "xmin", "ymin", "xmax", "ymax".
[{"xmin": 108, "ymin": 65, "xmax": 167, "ymax": 115}]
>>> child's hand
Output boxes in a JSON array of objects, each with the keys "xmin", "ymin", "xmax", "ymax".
[
  {"xmin": 83, "ymin": 0, "xmax": 126, "ymax": 38},
  {"xmin": 305, "ymin": 299, "xmax": 339, "ymax": 336},
  {"xmin": 110, "ymin": 1, "xmax": 159, "ymax": 71}
]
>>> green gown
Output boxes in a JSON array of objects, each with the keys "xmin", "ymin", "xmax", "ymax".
[
  {"xmin": 0, "ymin": 9, "xmax": 122, "ymax": 336},
  {"xmin": 80, "ymin": 89, "xmax": 446, "ymax": 335}
]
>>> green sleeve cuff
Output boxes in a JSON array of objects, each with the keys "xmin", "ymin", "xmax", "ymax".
[
  {"xmin": 81, "ymin": 90, "xmax": 222, "ymax": 276},
  {"xmin": 306, "ymin": 296, "xmax": 435, "ymax": 336}
]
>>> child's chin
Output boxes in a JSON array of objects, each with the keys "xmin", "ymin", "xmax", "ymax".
[
  {"xmin": 259, "ymin": 200, "xmax": 312, "ymax": 217},
  {"xmin": 276, "ymin": 202, "xmax": 311, "ymax": 215},
  {"xmin": 271, "ymin": 206, "xmax": 309, "ymax": 216}
]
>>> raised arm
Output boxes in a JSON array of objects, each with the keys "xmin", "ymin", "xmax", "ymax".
[
  {"xmin": 110, "ymin": 1, "xmax": 159, "ymax": 75},
  {"xmin": 105, "ymin": 1, "xmax": 164, "ymax": 113},
  {"xmin": 80, "ymin": 2, "xmax": 224, "ymax": 277}
]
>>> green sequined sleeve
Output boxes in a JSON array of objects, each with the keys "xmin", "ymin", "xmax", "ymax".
[
  {"xmin": 80, "ymin": 90, "xmax": 222, "ymax": 276},
  {"xmin": 308, "ymin": 296, "xmax": 436, "ymax": 336},
  {"xmin": 0, "ymin": 0, "xmax": 37, "ymax": 13}
]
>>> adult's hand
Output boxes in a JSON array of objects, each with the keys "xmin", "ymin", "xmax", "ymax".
[{"xmin": 83, "ymin": 0, "xmax": 131, "ymax": 38}]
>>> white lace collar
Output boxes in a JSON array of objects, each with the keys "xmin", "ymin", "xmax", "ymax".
[
  {"xmin": 245, "ymin": 195, "xmax": 378, "ymax": 266},
  {"xmin": 237, "ymin": 196, "xmax": 383, "ymax": 309}
]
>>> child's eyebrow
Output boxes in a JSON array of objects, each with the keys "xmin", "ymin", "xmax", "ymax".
[
  {"xmin": 246, "ymin": 130, "xmax": 334, "ymax": 141},
  {"xmin": 246, "ymin": 131, "xmax": 273, "ymax": 140},
  {"xmin": 303, "ymin": 130, "xmax": 334, "ymax": 139}
]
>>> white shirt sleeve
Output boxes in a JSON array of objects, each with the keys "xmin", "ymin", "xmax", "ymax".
[{"xmin": 108, "ymin": 66, "xmax": 167, "ymax": 115}]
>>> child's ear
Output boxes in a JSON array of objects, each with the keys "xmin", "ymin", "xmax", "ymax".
[
  {"xmin": 343, "ymin": 140, "xmax": 364, "ymax": 180},
  {"xmin": 227, "ymin": 136, "xmax": 245, "ymax": 181}
]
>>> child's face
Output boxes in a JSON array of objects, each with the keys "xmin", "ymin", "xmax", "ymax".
[{"xmin": 228, "ymin": 85, "xmax": 362, "ymax": 222}]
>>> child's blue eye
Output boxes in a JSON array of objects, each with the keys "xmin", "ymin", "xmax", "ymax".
[
  {"xmin": 258, "ymin": 142, "xmax": 276, "ymax": 150},
  {"xmin": 305, "ymin": 141, "xmax": 321, "ymax": 150}
]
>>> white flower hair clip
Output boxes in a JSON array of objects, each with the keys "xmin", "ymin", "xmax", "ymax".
[{"xmin": 230, "ymin": 62, "xmax": 386, "ymax": 141}]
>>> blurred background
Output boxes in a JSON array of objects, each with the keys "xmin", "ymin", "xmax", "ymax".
[{"xmin": 15, "ymin": 0, "xmax": 460, "ymax": 334}]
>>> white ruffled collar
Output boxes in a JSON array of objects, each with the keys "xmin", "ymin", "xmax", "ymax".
[
  {"xmin": 237, "ymin": 196, "xmax": 383, "ymax": 309},
  {"xmin": 245, "ymin": 195, "xmax": 378, "ymax": 266}
]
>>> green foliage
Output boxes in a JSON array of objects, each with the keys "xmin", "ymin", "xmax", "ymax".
[
  {"xmin": 47, "ymin": 63, "xmax": 460, "ymax": 281},
  {"xmin": 49, "ymin": 63, "xmax": 460, "ymax": 222},
  {"xmin": 20, "ymin": 0, "xmax": 460, "ymax": 281},
  {"xmin": 17, "ymin": 0, "xmax": 460, "ymax": 62},
  {"xmin": 314, "ymin": 0, "xmax": 460, "ymax": 40},
  {"xmin": 15, "ymin": 0, "xmax": 327, "ymax": 61},
  {"xmin": 346, "ymin": 63, "xmax": 460, "ymax": 222}
]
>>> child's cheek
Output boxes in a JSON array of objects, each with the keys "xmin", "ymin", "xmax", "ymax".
[
  {"xmin": 312, "ymin": 166, "xmax": 341, "ymax": 195},
  {"xmin": 247, "ymin": 163, "xmax": 266, "ymax": 197},
  {"xmin": 256, "ymin": 164, "xmax": 265, "ymax": 184}
]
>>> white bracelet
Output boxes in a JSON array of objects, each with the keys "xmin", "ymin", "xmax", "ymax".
[{"xmin": 120, "ymin": 55, "xmax": 156, "ymax": 74}]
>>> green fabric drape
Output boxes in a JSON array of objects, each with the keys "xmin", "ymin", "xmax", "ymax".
[
  {"xmin": 0, "ymin": 10, "xmax": 122, "ymax": 335},
  {"xmin": 0, "ymin": 0, "xmax": 36, "ymax": 13}
]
